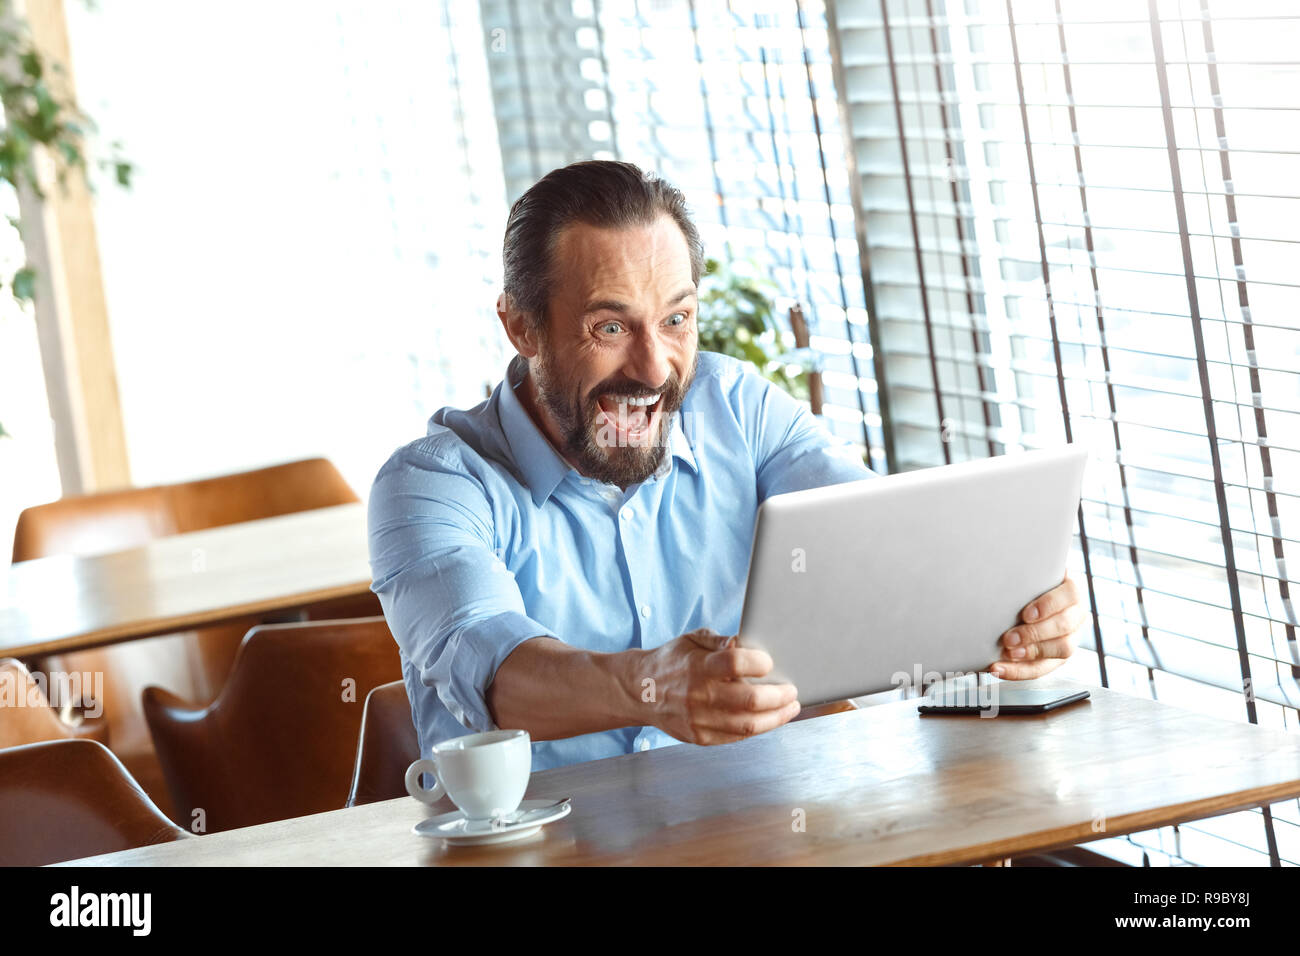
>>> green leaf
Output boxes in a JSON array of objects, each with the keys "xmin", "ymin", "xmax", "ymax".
[
  {"xmin": 19, "ymin": 50, "xmax": 41, "ymax": 80},
  {"xmin": 12, "ymin": 266, "xmax": 37, "ymax": 302},
  {"xmin": 0, "ymin": 11, "xmax": 130, "ymax": 207}
]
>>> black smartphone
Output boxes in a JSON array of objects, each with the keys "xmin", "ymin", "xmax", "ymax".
[{"xmin": 917, "ymin": 687, "xmax": 1090, "ymax": 716}]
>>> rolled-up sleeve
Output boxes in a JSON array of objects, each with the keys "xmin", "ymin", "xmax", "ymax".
[
  {"xmin": 367, "ymin": 446, "xmax": 556, "ymax": 734},
  {"xmin": 735, "ymin": 366, "xmax": 877, "ymax": 500}
]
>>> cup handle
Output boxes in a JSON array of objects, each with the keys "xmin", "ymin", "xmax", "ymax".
[{"xmin": 405, "ymin": 758, "xmax": 446, "ymax": 806}]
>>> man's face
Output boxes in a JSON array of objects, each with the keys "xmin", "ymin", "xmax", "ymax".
[{"xmin": 526, "ymin": 215, "xmax": 698, "ymax": 487}]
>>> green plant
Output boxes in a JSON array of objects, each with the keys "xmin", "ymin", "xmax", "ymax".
[
  {"xmin": 696, "ymin": 256, "xmax": 813, "ymax": 400},
  {"xmin": 0, "ymin": 0, "xmax": 131, "ymax": 437}
]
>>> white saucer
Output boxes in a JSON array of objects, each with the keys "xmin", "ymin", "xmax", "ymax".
[{"xmin": 412, "ymin": 798, "xmax": 572, "ymax": 846}]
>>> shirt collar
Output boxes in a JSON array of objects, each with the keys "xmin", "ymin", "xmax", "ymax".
[
  {"xmin": 666, "ymin": 408, "xmax": 698, "ymax": 476},
  {"xmin": 497, "ymin": 360, "xmax": 699, "ymax": 507}
]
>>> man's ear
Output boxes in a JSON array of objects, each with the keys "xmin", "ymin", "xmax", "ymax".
[{"xmin": 497, "ymin": 293, "xmax": 542, "ymax": 359}]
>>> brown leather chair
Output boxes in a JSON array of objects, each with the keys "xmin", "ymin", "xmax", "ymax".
[
  {"xmin": 142, "ymin": 616, "xmax": 401, "ymax": 833},
  {"xmin": 10, "ymin": 457, "xmax": 380, "ymax": 815},
  {"xmin": 346, "ymin": 680, "xmax": 420, "ymax": 807},
  {"xmin": 0, "ymin": 658, "xmax": 110, "ymax": 750},
  {"xmin": 0, "ymin": 738, "xmax": 189, "ymax": 866}
]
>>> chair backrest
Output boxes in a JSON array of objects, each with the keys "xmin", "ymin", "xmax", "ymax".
[
  {"xmin": 12, "ymin": 486, "xmax": 175, "ymax": 560},
  {"xmin": 164, "ymin": 457, "xmax": 361, "ymax": 533},
  {"xmin": 0, "ymin": 658, "xmax": 110, "ymax": 750},
  {"xmin": 0, "ymin": 738, "xmax": 188, "ymax": 866},
  {"xmin": 346, "ymin": 680, "xmax": 420, "ymax": 808},
  {"xmin": 8, "ymin": 458, "xmax": 363, "ymax": 812},
  {"xmin": 143, "ymin": 616, "xmax": 401, "ymax": 833},
  {"xmin": 12, "ymin": 457, "xmax": 360, "ymax": 562}
]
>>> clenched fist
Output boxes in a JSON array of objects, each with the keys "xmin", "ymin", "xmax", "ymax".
[{"xmin": 636, "ymin": 628, "xmax": 801, "ymax": 745}]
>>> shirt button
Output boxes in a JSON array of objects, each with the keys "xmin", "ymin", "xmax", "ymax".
[
  {"xmin": 640, "ymin": 604, "xmax": 651, "ymax": 618},
  {"xmin": 620, "ymin": 508, "xmax": 632, "ymax": 521},
  {"xmin": 639, "ymin": 739, "xmax": 651, "ymax": 752}
]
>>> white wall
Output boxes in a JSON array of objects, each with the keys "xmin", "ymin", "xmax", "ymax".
[
  {"xmin": 0, "ymin": 179, "xmax": 61, "ymax": 564},
  {"xmin": 64, "ymin": 0, "xmax": 509, "ymax": 498}
]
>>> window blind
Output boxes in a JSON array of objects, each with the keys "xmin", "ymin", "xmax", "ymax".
[
  {"xmin": 829, "ymin": 0, "xmax": 1300, "ymax": 865},
  {"xmin": 477, "ymin": 0, "xmax": 889, "ymax": 470}
]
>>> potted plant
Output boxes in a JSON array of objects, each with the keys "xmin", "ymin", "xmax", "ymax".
[{"xmin": 695, "ymin": 256, "xmax": 819, "ymax": 404}]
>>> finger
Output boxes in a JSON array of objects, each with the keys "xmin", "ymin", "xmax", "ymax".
[
  {"xmin": 693, "ymin": 700, "xmax": 802, "ymax": 743},
  {"xmin": 704, "ymin": 646, "xmax": 774, "ymax": 681},
  {"xmin": 706, "ymin": 680, "xmax": 799, "ymax": 713},
  {"xmin": 1000, "ymin": 630, "xmax": 1078, "ymax": 664},
  {"xmin": 1002, "ymin": 603, "xmax": 1087, "ymax": 651},
  {"xmin": 1019, "ymin": 575, "xmax": 1081, "ymax": 625},
  {"xmin": 988, "ymin": 656, "xmax": 1066, "ymax": 681}
]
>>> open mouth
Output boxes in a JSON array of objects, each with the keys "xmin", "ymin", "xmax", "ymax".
[{"xmin": 595, "ymin": 392, "xmax": 664, "ymax": 446}]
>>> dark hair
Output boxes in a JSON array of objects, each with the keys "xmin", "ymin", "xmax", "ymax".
[{"xmin": 502, "ymin": 160, "xmax": 705, "ymax": 329}]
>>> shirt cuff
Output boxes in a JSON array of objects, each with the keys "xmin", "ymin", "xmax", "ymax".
[{"xmin": 429, "ymin": 610, "xmax": 557, "ymax": 734}]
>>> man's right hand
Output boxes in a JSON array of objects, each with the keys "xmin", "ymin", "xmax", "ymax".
[{"xmin": 635, "ymin": 628, "xmax": 801, "ymax": 745}]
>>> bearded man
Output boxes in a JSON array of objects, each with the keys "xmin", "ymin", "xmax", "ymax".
[{"xmin": 368, "ymin": 160, "xmax": 1084, "ymax": 771}]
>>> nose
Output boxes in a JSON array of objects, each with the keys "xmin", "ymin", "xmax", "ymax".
[{"xmin": 623, "ymin": 325, "xmax": 673, "ymax": 390}]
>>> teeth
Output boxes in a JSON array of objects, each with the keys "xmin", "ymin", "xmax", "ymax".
[{"xmin": 608, "ymin": 393, "xmax": 660, "ymax": 407}]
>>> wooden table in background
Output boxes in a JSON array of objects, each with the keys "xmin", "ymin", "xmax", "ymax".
[
  {"xmin": 1, "ymin": 503, "xmax": 373, "ymax": 659},
  {"xmin": 63, "ymin": 678, "xmax": 1300, "ymax": 866}
]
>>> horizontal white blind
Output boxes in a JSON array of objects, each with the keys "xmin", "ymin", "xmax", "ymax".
[{"xmin": 830, "ymin": 0, "xmax": 1300, "ymax": 865}]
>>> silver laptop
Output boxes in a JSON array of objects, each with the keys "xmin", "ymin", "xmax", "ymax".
[{"xmin": 736, "ymin": 445, "xmax": 1088, "ymax": 705}]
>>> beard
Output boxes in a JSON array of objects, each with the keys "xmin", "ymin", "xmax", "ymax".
[{"xmin": 532, "ymin": 347, "xmax": 697, "ymax": 488}]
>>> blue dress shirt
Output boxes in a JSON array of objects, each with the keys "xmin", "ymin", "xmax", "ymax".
[{"xmin": 367, "ymin": 351, "xmax": 876, "ymax": 771}]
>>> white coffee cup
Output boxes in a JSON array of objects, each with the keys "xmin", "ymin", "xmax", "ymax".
[{"xmin": 404, "ymin": 729, "xmax": 531, "ymax": 820}]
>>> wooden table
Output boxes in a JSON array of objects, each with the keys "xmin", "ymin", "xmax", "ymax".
[
  {"xmin": 1, "ymin": 503, "xmax": 373, "ymax": 659},
  {"xmin": 62, "ymin": 678, "xmax": 1300, "ymax": 866}
]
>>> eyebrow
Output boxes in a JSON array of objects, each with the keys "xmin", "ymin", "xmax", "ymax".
[{"xmin": 582, "ymin": 287, "xmax": 698, "ymax": 316}]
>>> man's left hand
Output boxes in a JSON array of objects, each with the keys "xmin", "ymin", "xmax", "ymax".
[{"xmin": 990, "ymin": 575, "xmax": 1087, "ymax": 680}]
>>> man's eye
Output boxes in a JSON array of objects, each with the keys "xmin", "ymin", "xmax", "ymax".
[
  {"xmin": 666, "ymin": 312, "xmax": 688, "ymax": 326},
  {"xmin": 600, "ymin": 322, "xmax": 622, "ymax": 335}
]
